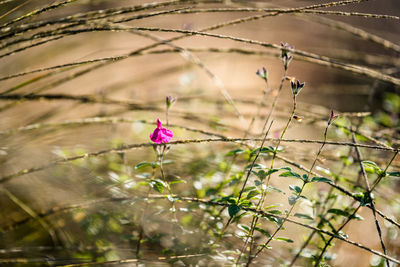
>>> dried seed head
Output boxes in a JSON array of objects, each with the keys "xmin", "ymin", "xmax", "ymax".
[
  {"xmin": 256, "ymin": 67, "xmax": 268, "ymax": 82},
  {"xmin": 290, "ymin": 79, "xmax": 305, "ymax": 97},
  {"xmin": 281, "ymin": 42, "xmax": 294, "ymax": 70},
  {"xmin": 166, "ymin": 95, "xmax": 177, "ymax": 109}
]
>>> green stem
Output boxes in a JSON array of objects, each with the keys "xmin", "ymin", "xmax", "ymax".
[
  {"xmin": 288, "ymin": 153, "xmax": 349, "ymax": 266},
  {"xmin": 247, "ymin": 110, "xmax": 330, "ymax": 266},
  {"xmin": 259, "ymin": 72, "xmax": 287, "ymax": 137},
  {"xmin": 245, "ymin": 78, "xmax": 270, "ymax": 137},
  {"xmin": 136, "ymin": 187, "xmax": 151, "ymax": 259},
  {"xmin": 237, "ymin": 96, "xmax": 297, "ymax": 264}
]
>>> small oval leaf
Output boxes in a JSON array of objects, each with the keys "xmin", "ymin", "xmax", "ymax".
[
  {"xmin": 275, "ymin": 237, "xmax": 294, "ymax": 243},
  {"xmin": 294, "ymin": 213, "xmax": 313, "ymax": 220},
  {"xmin": 311, "ymin": 176, "xmax": 332, "ymax": 183},
  {"xmin": 388, "ymin": 171, "xmax": 400, "ymax": 177},
  {"xmin": 228, "ymin": 204, "xmax": 241, "ymax": 217},
  {"xmin": 280, "ymin": 171, "xmax": 301, "ymax": 178}
]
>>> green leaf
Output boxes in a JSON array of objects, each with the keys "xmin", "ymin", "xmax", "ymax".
[
  {"xmin": 352, "ymin": 192, "xmax": 373, "ymax": 206},
  {"xmin": 280, "ymin": 171, "xmax": 301, "ymax": 178},
  {"xmin": 253, "ymin": 169, "xmax": 279, "ymax": 180},
  {"xmin": 264, "ymin": 204, "xmax": 279, "ymax": 210},
  {"xmin": 246, "ymin": 190, "xmax": 261, "ymax": 199},
  {"xmin": 254, "ymin": 180, "xmax": 263, "ymax": 186},
  {"xmin": 232, "ymin": 211, "xmax": 248, "ymax": 223},
  {"xmin": 243, "ymin": 186, "xmax": 256, "ymax": 192},
  {"xmin": 226, "ymin": 148, "xmax": 245, "ymax": 156},
  {"xmin": 327, "ymin": 208, "xmax": 349, "ymax": 216},
  {"xmin": 228, "ymin": 204, "xmax": 241, "ymax": 217},
  {"xmin": 250, "ymin": 146, "xmax": 277, "ymax": 156},
  {"xmin": 227, "ymin": 197, "xmax": 237, "ymax": 204},
  {"xmin": 149, "ymin": 179, "xmax": 165, "ymax": 193},
  {"xmin": 252, "ymin": 170, "xmax": 266, "ymax": 180},
  {"xmin": 299, "ymin": 195, "xmax": 308, "ymax": 200},
  {"xmin": 328, "ymin": 209, "xmax": 363, "ymax": 220},
  {"xmin": 238, "ymin": 199, "xmax": 251, "ymax": 207},
  {"xmin": 289, "ymin": 185, "xmax": 302, "ymax": 194},
  {"xmin": 361, "ymin": 161, "xmax": 380, "ymax": 169},
  {"xmin": 266, "ymin": 168, "xmax": 279, "ymax": 175},
  {"xmin": 288, "ymin": 195, "xmax": 299, "ymax": 205},
  {"xmin": 135, "ymin": 161, "xmax": 173, "ymax": 169},
  {"xmin": 294, "ymin": 213, "xmax": 313, "ymax": 220},
  {"xmin": 135, "ymin": 162, "xmax": 156, "ymax": 169},
  {"xmin": 245, "ymin": 163, "xmax": 266, "ymax": 170},
  {"xmin": 267, "ymin": 209, "xmax": 282, "ymax": 215},
  {"xmin": 255, "ymin": 227, "xmax": 271, "ymax": 237},
  {"xmin": 262, "ymin": 214, "xmax": 284, "ymax": 226},
  {"xmin": 361, "ymin": 160, "xmax": 381, "ymax": 173},
  {"xmin": 302, "ymin": 174, "xmax": 309, "ymax": 183},
  {"xmin": 311, "ymin": 176, "xmax": 332, "ymax": 183},
  {"xmin": 388, "ymin": 171, "xmax": 400, "ymax": 177},
  {"xmin": 238, "ymin": 224, "xmax": 250, "ymax": 232},
  {"xmin": 275, "ymin": 237, "xmax": 294, "ymax": 243}
]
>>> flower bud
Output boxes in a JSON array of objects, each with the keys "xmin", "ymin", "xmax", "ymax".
[{"xmin": 166, "ymin": 95, "xmax": 177, "ymax": 109}]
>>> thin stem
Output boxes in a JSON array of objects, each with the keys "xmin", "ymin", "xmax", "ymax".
[
  {"xmin": 157, "ymin": 145, "xmax": 181, "ymax": 232},
  {"xmin": 288, "ymin": 152, "xmax": 350, "ymax": 266},
  {"xmin": 259, "ymin": 72, "xmax": 287, "ymax": 137},
  {"xmin": 238, "ymin": 121, "xmax": 274, "ymax": 201},
  {"xmin": 237, "ymin": 96, "xmax": 297, "ymax": 264},
  {"xmin": 245, "ymin": 78, "xmax": 270, "ymax": 136},
  {"xmin": 314, "ymin": 204, "xmax": 361, "ymax": 266},
  {"xmin": 213, "ymin": 121, "xmax": 273, "ymax": 248},
  {"xmin": 371, "ymin": 151, "xmax": 398, "ymax": 190},
  {"xmin": 251, "ymin": 181, "xmax": 306, "ymax": 261},
  {"xmin": 351, "ymin": 131, "xmax": 389, "ymax": 267},
  {"xmin": 251, "ymin": 112, "xmax": 332, "ymax": 265}
]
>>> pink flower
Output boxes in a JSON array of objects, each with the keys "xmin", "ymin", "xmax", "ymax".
[{"xmin": 150, "ymin": 118, "xmax": 173, "ymax": 144}]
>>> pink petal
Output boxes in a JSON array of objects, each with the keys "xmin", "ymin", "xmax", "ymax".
[
  {"xmin": 156, "ymin": 118, "xmax": 162, "ymax": 128},
  {"xmin": 150, "ymin": 128, "xmax": 161, "ymax": 143},
  {"xmin": 160, "ymin": 128, "xmax": 173, "ymax": 143},
  {"xmin": 150, "ymin": 119, "xmax": 174, "ymax": 144}
]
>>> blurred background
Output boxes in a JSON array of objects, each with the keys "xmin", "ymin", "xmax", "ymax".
[{"xmin": 0, "ymin": 0, "xmax": 399, "ymax": 266}]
